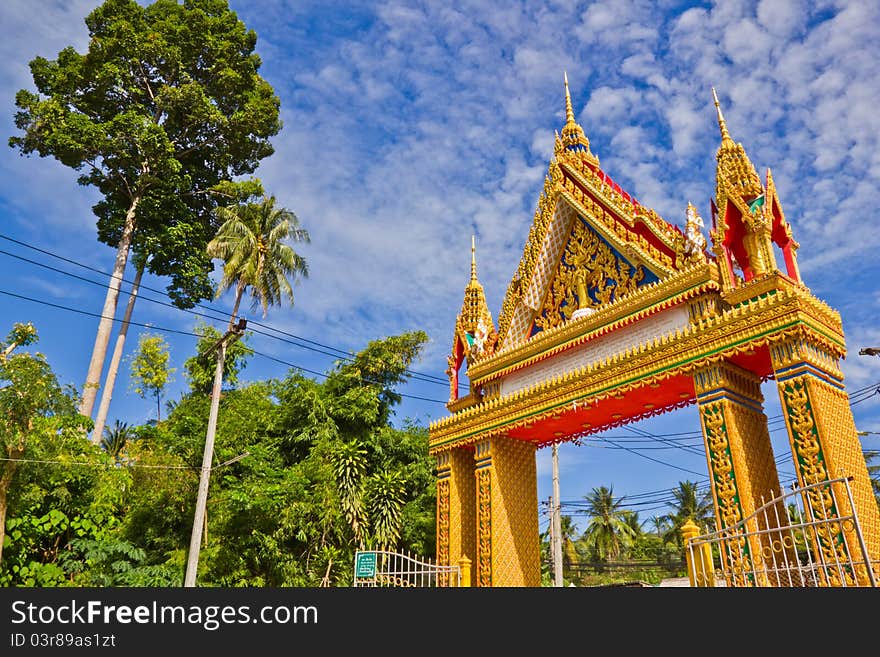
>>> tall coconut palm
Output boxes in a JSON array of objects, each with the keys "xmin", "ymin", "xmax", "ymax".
[
  {"xmin": 186, "ymin": 195, "xmax": 309, "ymax": 587},
  {"xmin": 581, "ymin": 485, "xmax": 636, "ymax": 561},
  {"xmin": 207, "ymin": 195, "xmax": 310, "ymax": 330}
]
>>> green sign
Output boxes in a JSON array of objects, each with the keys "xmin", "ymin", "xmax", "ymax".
[{"xmin": 355, "ymin": 552, "xmax": 377, "ymax": 579}]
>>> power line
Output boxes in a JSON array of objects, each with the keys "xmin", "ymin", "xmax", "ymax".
[
  {"xmin": 0, "ymin": 288, "xmax": 201, "ymax": 337},
  {"xmin": 248, "ymin": 349, "xmax": 447, "ymax": 403},
  {"xmin": 5, "ymin": 234, "xmax": 880, "ymax": 470},
  {"xmin": 0, "ymin": 233, "xmax": 456, "ymax": 389},
  {"xmin": 0, "ymin": 287, "xmax": 449, "ymax": 405}
]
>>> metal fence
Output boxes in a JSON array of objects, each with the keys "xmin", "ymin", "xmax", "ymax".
[
  {"xmin": 686, "ymin": 476, "xmax": 878, "ymax": 587},
  {"xmin": 353, "ymin": 550, "xmax": 461, "ymax": 587}
]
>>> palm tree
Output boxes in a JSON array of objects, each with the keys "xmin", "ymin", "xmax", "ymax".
[
  {"xmin": 207, "ymin": 195, "xmax": 310, "ymax": 330},
  {"xmin": 621, "ymin": 509, "xmax": 643, "ymax": 537},
  {"xmin": 186, "ymin": 195, "xmax": 309, "ymax": 586},
  {"xmin": 864, "ymin": 449, "xmax": 880, "ymax": 503},
  {"xmin": 663, "ymin": 480, "xmax": 715, "ymax": 546},
  {"xmin": 365, "ymin": 470, "xmax": 406, "ymax": 550},
  {"xmin": 101, "ymin": 419, "xmax": 133, "ymax": 463},
  {"xmin": 650, "ymin": 515, "xmax": 669, "ymax": 537},
  {"xmin": 333, "ymin": 440, "xmax": 368, "ymax": 547},
  {"xmin": 581, "ymin": 485, "xmax": 636, "ymax": 561}
]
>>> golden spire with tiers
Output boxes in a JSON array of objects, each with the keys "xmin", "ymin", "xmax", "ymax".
[
  {"xmin": 558, "ymin": 72, "xmax": 599, "ymax": 167},
  {"xmin": 712, "ymin": 87, "xmax": 764, "ymax": 202},
  {"xmin": 455, "ymin": 236, "xmax": 496, "ymax": 362}
]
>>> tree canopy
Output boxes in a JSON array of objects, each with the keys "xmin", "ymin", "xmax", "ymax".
[
  {"xmin": 10, "ymin": 0, "xmax": 281, "ymax": 306},
  {"xmin": 9, "ymin": 0, "xmax": 283, "ymax": 420}
]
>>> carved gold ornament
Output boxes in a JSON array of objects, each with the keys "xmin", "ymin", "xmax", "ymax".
[{"xmin": 535, "ymin": 217, "xmax": 646, "ymax": 331}]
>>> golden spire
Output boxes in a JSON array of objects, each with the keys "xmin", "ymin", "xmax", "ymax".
[
  {"xmin": 711, "ymin": 87, "xmax": 764, "ymax": 201},
  {"xmin": 564, "ymin": 71, "xmax": 576, "ymax": 125},
  {"xmin": 712, "ymin": 87, "xmax": 734, "ymax": 147},
  {"xmin": 559, "ymin": 73, "xmax": 597, "ymax": 165},
  {"xmin": 457, "ymin": 235, "xmax": 495, "ymax": 358},
  {"xmin": 471, "ymin": 234, "xmax": 477, "ymax": 281}
]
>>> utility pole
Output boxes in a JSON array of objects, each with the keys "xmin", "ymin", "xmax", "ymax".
[
  {"xmin": 184, "ymin": 318, "xmax": 246, "ymax": 587},
  {"xmin": 551, "ymin": 443, "xmax": 563, "ymax": 587}
]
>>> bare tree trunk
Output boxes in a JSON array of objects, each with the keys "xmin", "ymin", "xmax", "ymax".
[
  {"xmin": 79, "ymin": 196, "xmax": 141, "ymax": 420},
  {"xmin": 0, "ymin": 457, "xmax": 20, "ymax": 567},
  {"xmin": 90, "ymin": 259, "xmax": 145, "ymax": 444}
]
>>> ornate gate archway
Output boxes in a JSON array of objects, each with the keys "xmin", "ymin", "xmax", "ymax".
[{"xmin": 428, "ymin": 79, "xmax": 880, "ymax": 587}]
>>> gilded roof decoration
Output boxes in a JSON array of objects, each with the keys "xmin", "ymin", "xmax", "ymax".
[
  {"xmin": 532, "ymin": 216, "xmax": 654, "ymax": 333},
  {"xmin": 713, "ymin": 88, "xmax": 764, "ymax": 205},
  {"xmin": 430, "ymin": 278, "xmax": 847, "ymax": 453},
  {"xmin": 454, "ymin": 236, "xmax": 497, "ymax": 362},
  {"xmin": 559, "ymin": 72, "xmax": 599, "ymax": 166},
  {"xmin": 470, "ymin": 262, "xmax": 721, "ymax": 385},
  {"xmin": 494, "ymin": 77, "xmax": 694, "ymax": 352}
]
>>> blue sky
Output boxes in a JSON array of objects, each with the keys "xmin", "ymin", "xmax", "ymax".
[{"xmin": 1, "ymin": 0, "xmax": 879, "ymax": 535}]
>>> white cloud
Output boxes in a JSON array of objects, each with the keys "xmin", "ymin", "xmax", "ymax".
[{"xmin": 757, "ymin": 0, "xmax": 808, "ymax": 38}]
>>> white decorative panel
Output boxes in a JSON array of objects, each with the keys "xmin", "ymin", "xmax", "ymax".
[
  {"xmin": 502, "ymin": 200, "xmax": 576, "ymax": 351},
  {"xmin": 499, "ymin": 304, "xmax": 690, "ymax": 396}
]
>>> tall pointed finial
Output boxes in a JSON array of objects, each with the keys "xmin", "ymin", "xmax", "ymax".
[
  {"xmin": 712, "ymin": 86, "xmax": 764, "ymax": 203},
  {"xmin": 559, "ymin": 73, "xmax": 598, "ymax": 164},
  {"xmin": 712, "ymin": 87, "xmax": 733, "ymax": 145},
  {"xmin": 471, "ymin": 234, "xmax": 477, "ymax": 280},
  {"xmin": 564, "ymin": 71, "xmax": 576, "ymax": 125}
]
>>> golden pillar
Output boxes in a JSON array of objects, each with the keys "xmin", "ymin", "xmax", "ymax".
[
  {"xmin": 770, "ymin": 336, "xmax": 880, "ymax": 584},
  {"xmin": 436, "ymin": 447, "xmax": 476, "ymax": 586},
  {"xmin": 694, "ymin": 361, "xmax": 787, "ymax": 586},
  {"xmin": 474, "ymin": 436, "xmax": 540, "ymax": 587}
]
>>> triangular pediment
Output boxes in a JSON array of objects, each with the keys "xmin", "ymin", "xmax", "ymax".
[
  {"xmin": 495, "ymin": 176, "xmax": 678, "ymax": 351},
  {"xmin": 529, "ymin": 212, "xmax": 659, "ymax": 337}
]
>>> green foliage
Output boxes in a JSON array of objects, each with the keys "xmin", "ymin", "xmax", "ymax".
[
  {"xmin": 129, "ymin": 333, "xmax": 174, "ymax": 420},
  {"xmin": 0, "ymin": 323, "xmax": 93, "ymax": 569},
  {"xmin": 2, "ymin": 322, "xmax": 38, "ymax": 358},
  {"xmin": 9, "ymin": 0, "xmax": 282, "ymax": 306},
  {"xmin": 325, "ymin": 331, "xmax": 429, "ymax": 427},
  {"xmin": 0, "ymin": 420, "xmax": 130, "ymax": 585},
  {"xmin": 100, "ymin": 420, "xmax": 135, "ymax": 461},
  {"xmin": 182, "ymin": 321, "xmax": 253, "ymax": 395},
  {"xmin": 332, "ymin": 440, "xmax": 367, "ymax": 545},
  {"xmin": 1, "ymin": 330, "xmax": 435, "ymax": 587}
]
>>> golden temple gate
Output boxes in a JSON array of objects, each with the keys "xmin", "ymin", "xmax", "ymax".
[{"xmin": 428, "ymin": 78, "xmax": 880, "ymax": 587}]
